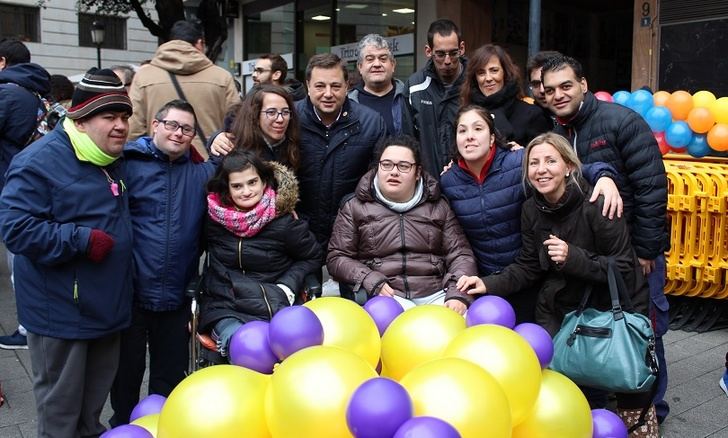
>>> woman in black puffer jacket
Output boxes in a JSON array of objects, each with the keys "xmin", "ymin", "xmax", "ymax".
[{"xmin": 199, "ymin": 150, "xmax": 322, "ymax": 356}]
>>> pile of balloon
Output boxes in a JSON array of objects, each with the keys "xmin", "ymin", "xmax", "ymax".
[
  {"xmin": 101, "ymin": 296, "xmax": 632, "ymax": 438},
  {"xmin": 593, "ymin": 89, "xmax": 728, "ymax": 157}
]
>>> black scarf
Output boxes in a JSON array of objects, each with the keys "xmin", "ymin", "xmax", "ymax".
[
  {"xmin": 468, "ymin": 80, "xmax": 520, "ymax": 116},
  {"xmin": 532, "ymin": 177, "xmax": 587, "ymax": 219}
]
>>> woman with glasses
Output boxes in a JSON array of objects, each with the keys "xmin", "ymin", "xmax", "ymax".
[
  {"xmin": 199, "ymin": 150, "xmax": 322, "ymax": 357},
  {"xmin": 327, "ymin": 135, "xmax": 477, "ymax": 314},
  {"xmin": 460, "ymin": 44, "xmax": 551, "ymax": 149},
  {"xmin": 210, "ymin": 84, "xmax": 300, "ymax": 170}
]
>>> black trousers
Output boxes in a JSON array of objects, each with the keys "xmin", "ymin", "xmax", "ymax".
[{"xmin": 109, "ymin": 304, "xmax": 190, "ymax": 426}]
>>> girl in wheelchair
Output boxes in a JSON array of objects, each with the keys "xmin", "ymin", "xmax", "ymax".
[{"xmin": 199, "ymin": 150, "xmax": 322, "ymax": 357}]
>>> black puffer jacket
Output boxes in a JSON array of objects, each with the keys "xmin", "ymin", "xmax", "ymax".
[
  {"xmin": 199, "ymin": 163, "xmax": 323, "ymax": 332},
  {"xmin": 404, "ymin": 58, "xmax": 467, "ymax": 178},
  {"xmin": 294, "ymin": 97, "xmax": 386, "ymax": 245},
  {"xmin": 552, "ymin": 91, "xmax": 668, "ymax": 259},
  {"xmin": 483, "ymin": 179, "xmax": 650, "ymax": 334}
]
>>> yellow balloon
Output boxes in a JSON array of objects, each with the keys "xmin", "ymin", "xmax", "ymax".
[
  {"xmin": 445, "ymin": 324, "xmax": 541, "ymax": 426},
  {"xmin": 381, "ymin": 305, "xmax": 465, "ymax": 380},
  {"xmin": 693, "ymin": 90, "xmax": 717, "ymax": 108},
  {"xmin": 400, "ymin": 357, "xmax": 511, "ymax": 438},
  {"xmin": 304, "ymin": 297, "xmax": 381, "ymax": 368},
  {"xmin": 710, "ymin": 97, "xmax": 728, "ymax": 125},
  {"xmin": 512, "ymin": 370, "xmax": 592, "ymax": 438},
  {"xmin": 266, "ymin": 345, "xmax": 377, "ymax": 437},
  {"xmin": 131, "ymin": 413, "xmax": 159, "ymax": 437},
  {"xmin": 157, "ymin": 365, "xmax": 270, "ymax": 438}
]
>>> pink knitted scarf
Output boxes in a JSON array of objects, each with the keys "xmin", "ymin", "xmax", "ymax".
[{"xmin": 207, "ymin": 188, "xmax": 277, "ymax": 237}]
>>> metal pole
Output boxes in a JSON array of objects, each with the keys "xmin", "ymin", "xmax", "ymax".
[
  {"xmin": 528, "ymin": 0, "xmax": 541, "ymax": 59},
  {"xmin": 96, "ymin": 44, "xmax": 101, "ymax": 69}
]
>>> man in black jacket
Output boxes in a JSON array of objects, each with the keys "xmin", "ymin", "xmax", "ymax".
[
  {"xmin": 542, "ymin": 55, "xmax": 670, "ymax": 425},
  {"xmin": 404, "ymin": 19, "xmax": 466, "ymax": 178}
]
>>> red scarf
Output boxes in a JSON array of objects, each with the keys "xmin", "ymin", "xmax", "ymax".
[{"xmin": 207, "ymin": 188, "xmax": 277, "ymax": 237}]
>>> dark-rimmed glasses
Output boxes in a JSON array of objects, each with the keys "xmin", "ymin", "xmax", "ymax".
[
  {"xmin": 432, "ymin": 49, "xmax": 461, "ymax": 61},
  {"xmin": 261, "ymin": 109, "xmax": 292, "ymax": 120},
  {"xmin": 379, "ymin": 160, "xmax": 416, "ymax": 173},
  {"xmin": 157, "ymin": 119, "xmax": 195, "ymax": 137}
]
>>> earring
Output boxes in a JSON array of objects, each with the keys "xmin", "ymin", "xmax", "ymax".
[{"xmin": 566, "ymin": 172, "xmax": 570, "ymax": 177}]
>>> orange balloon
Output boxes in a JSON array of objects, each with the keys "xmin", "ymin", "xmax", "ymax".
[
  {"xmin": 666, "ymin": 90, "xmax": 694, "ymax": 121},
  {"xmin": 652, "ymin": 91, "xmax": 671, "ymax": 107},
  {"xmin": 687, "ymin": 107, "xmax": 716, "ymax": 134},
  {"xmin": 707, "ymin": 124, "xmax": 728, "ymax": 151}
]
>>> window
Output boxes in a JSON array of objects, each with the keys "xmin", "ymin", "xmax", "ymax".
[
  {"xmin": 78, "ymin": 13, "xmax": 127, "ymax": 50},
  {"xmin": 0, "ymin": 3, "xmax": 40, "ymax": 42}
]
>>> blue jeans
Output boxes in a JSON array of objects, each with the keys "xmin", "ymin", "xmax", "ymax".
[
  {"xmin": 212, "ymin": 317, "xmax": 244, "ymax": 357},
  {"xmin": 648, "ymin": 255, "xmax": 669, "ymax": 422}
]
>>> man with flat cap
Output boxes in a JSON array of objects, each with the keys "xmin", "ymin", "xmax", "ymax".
[{"xmin": 0, "ymin": 67, "xmax": 134, "ymax": 438}]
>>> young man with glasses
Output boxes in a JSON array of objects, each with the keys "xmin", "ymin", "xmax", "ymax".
[
  {"xmin": 525, "ymin": 50, "xmax": 562, "ymax": 127},
  {"xmin": 252, "ymin": 54, "xmax": 307, "ymax": 101},
  {"xmin": 109, "ymin": 99, "xmax": 219, "ymax": 427},
  {"xmin": 404, "ymin": 19, "xmax": 467, "ymax": 178}
]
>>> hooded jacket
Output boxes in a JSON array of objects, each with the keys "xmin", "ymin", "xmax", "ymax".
[
  {"xmin": 295, "ymin": 97, "xmax": 386, "ymax": 245},
  {"xmin": 348, "ymin": 79, "xmax": 407, "ymax": 136},
  {"xmin": 0, "ymin": 124, "xmax": 134, "ymax": 339},
  {"xmin": 552, "ymin": 91, "xmax": 668, "ymax": 260},
  {"xmin": 128, "ymin": 40, "xmax": 239, "ymax": 156},
  {"xmin": 404, "ymin": 58, "xmax": 467, "ymax": 178},
  {"xmin": 0, "ymin": 62, "xmax": 51, "ymax": 190},
  {"xmin": 124, "ymin": 136, "xmax": 218, "ymax": 311},
  {"xmin": 327, "ymin": 169, "xmax": 477, "ymax": 305},
  {"xmin": 199, "ymin": 163, "xmax": 323, "ymax": 332}
]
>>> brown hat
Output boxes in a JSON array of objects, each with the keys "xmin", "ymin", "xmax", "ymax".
[{"xmin": 67, "ymin": 68, "xmax": 132, "ymax": 120}]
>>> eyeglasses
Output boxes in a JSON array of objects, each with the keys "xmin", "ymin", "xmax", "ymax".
[
  {"xmin": 261, "ymin": 109, "xmax": 292, "ymax": 120},
  {"xmin": 529, "ymin": 80, "xmax": 542, "ymax": 90},
  {"xmin": 157, "ymin": 119, "xmax": 195, "ymax": 137},
  {"xmin": 253, "ymin": 68, "xmax": 271, "ymax": 74},
  {"xmin": 432, "ymin": 49, "xmax": 460, "ymax": 61},
  {"xmin": 379, "ymin": 160, "xmax": 416, "ymax": 173}
]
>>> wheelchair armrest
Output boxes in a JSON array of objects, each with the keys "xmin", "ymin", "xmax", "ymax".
[{"xmin": 185, "ymin": 274, "xmax": 204, "ymax": 299}]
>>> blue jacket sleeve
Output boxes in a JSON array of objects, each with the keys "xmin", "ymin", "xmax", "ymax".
[
  {"xmin": 0, "ymin": 163, "xmax": 92, "ymax": 265},
  {"xmin": 582, "ymin": 161, "xmax": 622, "ymax": 187}
]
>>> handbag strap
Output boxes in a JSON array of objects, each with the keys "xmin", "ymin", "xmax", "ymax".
[{"xmin": 167, "ymin": 71, "xmax": 208, "ymax": 144}]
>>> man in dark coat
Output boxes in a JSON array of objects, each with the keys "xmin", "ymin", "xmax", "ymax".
[
  {"xmin": 542, "ymin": 54, "xmax": 670, "ymax": 423},
  {"xmin": 0, "ymin": 38, "xmax": 50, "ymax": 350}
]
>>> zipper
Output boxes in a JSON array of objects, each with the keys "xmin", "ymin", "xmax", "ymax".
[
  {"xmin": 73, "ymin": 277, "xmax": 79, "ymax": 303},
  {"xmin": 567, "ymin": 325, "xmax": 611, "ymax": 346},
  {"xmin": 399, "ymin": 214, "xmax": 410, "ymax": 298},
  {"xmin": 163, "ymin": 161, "xmax": 172, "ymax": 291},
  {"xmin": 237, "ymin": 238, "xmax": 243, "ymax": 272},
  {"xmin": 259, "ymin": 284, "xmax": 273, "ymax": 319}
]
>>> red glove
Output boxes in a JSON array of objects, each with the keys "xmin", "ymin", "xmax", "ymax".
[{"xmin": 87, "ymin": 229, "xmax": 115, "ymax": 263}]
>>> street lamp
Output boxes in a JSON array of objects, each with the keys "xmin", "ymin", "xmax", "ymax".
[{"xmin": 90, "ymin": 20, "xmax": 105, "ymax": 69}]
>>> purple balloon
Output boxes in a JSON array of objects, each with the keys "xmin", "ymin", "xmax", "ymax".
[
  {"xmin": 465, "ymin": 295, "xmax": 516, "ymax": 328},
  {"xmin": 101, "ymin": 424, "xmax": 153, "ymax": 438},
  {"xmin": 268, "ymin": 305, "xmax": 324, "ymax": 360},
  {"xmin": 393, "ymin": 417, "xmax": 461, "ymax": 438},
  {"xmin": 592, "ymin": 408, "xmax": 628, "ymax": 438},
  {"xmin": 228, "ymin": 321, "xmax": 279, "ymax": 374},
  {"xmin": 363, "ymin": 296, "xmax": 405, "ymax": 336},
  {"xmin": 514, "ymin": 322, "xmax": 554, "ymax": 368},
  {"xmin": 129, "ymin": 394, "xmax": 166, "ymax": 422},
  {"xmin": 347, "ymin": 377, "xmax": 413, "ymax": 438}
]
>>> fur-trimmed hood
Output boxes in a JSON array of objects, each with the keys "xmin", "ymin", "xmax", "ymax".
[{"xmin": 270, "ymin": 161, "xmax": 299, "ymax": 215}]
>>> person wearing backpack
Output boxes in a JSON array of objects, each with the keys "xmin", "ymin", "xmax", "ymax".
[{"xmin": 0, "ymin": 37, "xmax": 51, "ymax": 350}]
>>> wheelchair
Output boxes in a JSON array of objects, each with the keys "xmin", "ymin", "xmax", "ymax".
[{"xmin": 187, "ymin": 272, "xmax": 322, "ymax": 372}]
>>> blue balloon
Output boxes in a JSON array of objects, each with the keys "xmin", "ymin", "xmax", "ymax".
[
  {"xmin": 687, "ymin": 134, "xmax": 712, "ymax": 158},
  {"xmin": 626, "ymin": 89, "xmax": 654, "ymax": 116},
  {"xmin": 644, "ymin": 106, "xmax": 672, "ymax": 132},
  {"xmin": 612, "ymin": 90, "xmax": 631, "ymax": 106},
  {"xmin": 394, "ymin": 416, "xmax": 461, "ymax": 438},
  {"xmin": 665, "ymin": 121, "xmax": 693, "ymax": 148}
]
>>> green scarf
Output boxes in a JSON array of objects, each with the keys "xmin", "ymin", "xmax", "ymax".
[{"xmin": 63, "ymin": 117, "xmax": 119, "ymax": 166}]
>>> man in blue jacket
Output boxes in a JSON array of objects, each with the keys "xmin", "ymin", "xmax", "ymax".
[
  {"xmin": 0, "ymin": 68, "xmax": 134, "ymax": 438},
  {"xmin": 295, "ymin": 53, "xmax": 386, "ymax": 246},
  {"xmin": 110, "ymin": 99, "xmax": 217, "ymax": 426},
  {"xmin": 0, "ymin": 37, "xmax": 50, "ymax": 350}
]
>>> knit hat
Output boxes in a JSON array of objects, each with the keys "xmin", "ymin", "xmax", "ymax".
[{"xmin": 67, "ymin": 68, "xmax": 133, "ymax": 120}]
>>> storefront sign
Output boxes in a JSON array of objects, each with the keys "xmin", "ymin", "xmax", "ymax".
[{"xmin": 330, "ymin": 33, "xmax": 414, "ymax": 62}]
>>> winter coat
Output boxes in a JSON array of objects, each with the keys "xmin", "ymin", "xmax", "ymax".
[
  {"xmin": 124, "ymin": 137, "xmax": 218, "ymax": 311},
  {"xmin": 440, "ymin": 148, "xmax": 618, "ymax": 276},
  {"xmin": 404, "ymin": 58, "xmax": 467, "ymax": 178},
  {"xmin": 482, "ymin": 179, "xmax": 650, "ymax": 335},
  {"xmin": 348, "ymin": 79, "xmax": 407, "ymax": 136},
  {"xmin": 294, "ymin": 97, "xmax": 386, "ymax": 244},
  {"xmin": 0, "ymin": 124, "xmax": 134, "ymax": 339},
  {"xmin": 128, "ymin": 40, "xmax": 240, "ymax": 155},
  {"xmin": 552, "ymin": 91, "xmax": 668, "ymax": 260},
  {"xmin": 199, "ymin": 163, "xmax": 323, "ymax": 332},
  {"xmin": 327, "ymin": 169, "xmax": 477, "ymax": 305},
  {"xmin": 0, "ymin": 63, "xmax": 51, "ymax": 191},
  {"xmin": 467, "ymin": 81, "xmax": 552, "ymax": 147}
]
